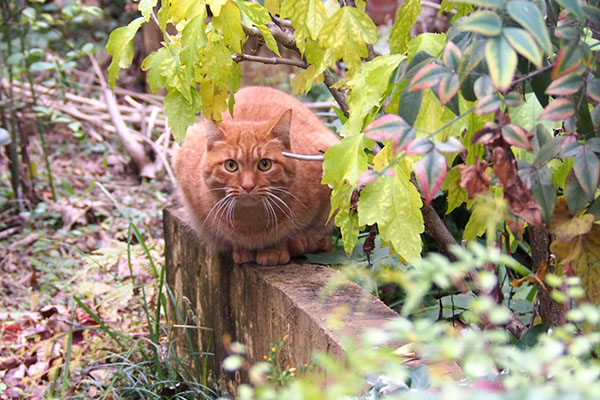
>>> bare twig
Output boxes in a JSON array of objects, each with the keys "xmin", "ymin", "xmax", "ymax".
[
  {"xmin": 88, "ymin": 54, "xmax": 162, "ymax": 179},
  {"xmin": 240, "ymin": 21, "xmax": 350, "ymax": 117},
  {"xmin": 232, "ymin": 53, "xmax": 309, "ymax": 68}
]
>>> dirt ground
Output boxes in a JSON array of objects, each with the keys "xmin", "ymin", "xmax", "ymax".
[{"xmin": 0, "ymin": 122, "xmax": 173, "ymax": 398}]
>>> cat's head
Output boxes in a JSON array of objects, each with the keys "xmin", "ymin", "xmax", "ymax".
[{"xmin": 201, "ymin": 109, "xmax": 295, "ymax": 205}]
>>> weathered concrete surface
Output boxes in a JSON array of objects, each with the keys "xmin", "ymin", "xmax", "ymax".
[{"xmin": 163, "ymin": 208, "xmax": 399, "ymax": 386}]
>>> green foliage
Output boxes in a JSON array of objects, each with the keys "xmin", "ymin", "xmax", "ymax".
[
  {"xmin": 1, "ymin": 0, "xmax": 103, "ymax": 204},
  {"xmin": 106, "ymin": 1, "xmax": 600, "ymax": 396},
  {"xmin": 225, "ymin": 245, "xmax": 600, "ymax": 400}
]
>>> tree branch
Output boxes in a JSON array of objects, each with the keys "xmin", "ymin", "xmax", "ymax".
[
  {"xmin": 232, "ymin": 53, "xmax": 308, "ymax": 68},
  {"xmin": 240, "ymin": 22, "xmax": 350, "ymax": 117}
]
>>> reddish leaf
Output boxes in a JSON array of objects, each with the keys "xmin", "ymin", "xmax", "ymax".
[
  {"xmin": 501, "ymin": 124, "xmax": 532, "ymax": 150},
  {"xmin": 442, "ymin": 41, "xmax": 462, "ymax": 70},
  {"xmin": 538, "ymin": 98, "xmax": 575, "ymax": 121},
  {"xmin": 364, "ymin": 114, "xmax": 416, "ymax": 152},
  {"xmin": 493, "ymin": 146, "xmax": 544, "ymax": 226},
  {"xmin": 471, "ymin": 123, "xmax": 500, "ymax": 145},
  {"xmin": 439, "ymin": 73, "xmax": 460, "ymax": 105},
  {"xmin": 357, "ymin": 170, "xmax": 379, "ymax": 185},
  {"xmin": 551, "ymin": 46, "xmax": 584, "ymax": 80},
  {"xmin": 545, "ymin": 73, "xmax": 583, "ymax": 96},
  {"xmin": 405, "ymin": 137, "xmax": 434, "ymax": 155},
  {"xmin": 475, "ymin": 95, "xmax": 502, "ymax": 115},
  {"xmin": 414, "ymin": 150, "xmax": 448, "ymax": 204},
  {"xmin": 436, "ymin": 137, "xmax": 465, "ymax": 153},
  {"xmin": 458, "ymin": 160, "xmax": 491, "ymax": 199},
  {"xmin": 409, "ymin": 63, "xmax": 449, "ymax": 92},
  {"xmin": 587, "ymin": 78, "xmax": 600, "ymax": 103}
]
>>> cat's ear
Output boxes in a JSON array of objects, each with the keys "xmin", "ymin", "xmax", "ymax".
[
  {"xmin": 203, "ymin": 118, "xmax": 224, "ymax": 150},
  {"xmin": 269, "ymin": 109, "xmax": 292, "ymax": 148}
]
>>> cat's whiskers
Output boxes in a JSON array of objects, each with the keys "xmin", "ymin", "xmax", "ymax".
[
  {"xmin": 203, "ymin": 193, "xmax": 236, "ymax": 231},
  {"xmin": 261, "ymin": 198, "xmax": 278, "ymax": 230},
  {"xmin": 265, "ymin": 192, "xmax": 299, "ymax": 230},
  {"xmin": 269, "ymin": 186, "xmax": 307, "ymax": 210},
  {"xmin": 225, "ymin": 197, "xmax": 238, "ymax": 231}
]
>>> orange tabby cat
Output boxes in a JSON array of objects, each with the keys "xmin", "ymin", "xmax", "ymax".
[{"xmin": 172, "ymin": 86, "xmax": 339, "ymax": 265}]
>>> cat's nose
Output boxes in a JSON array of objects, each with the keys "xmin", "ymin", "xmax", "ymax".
[{"xmin": 241, "ymin": 182, "xmax": 255, "ymax": 193}]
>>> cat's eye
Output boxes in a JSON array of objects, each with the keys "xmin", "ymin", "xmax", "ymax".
[
  {"xmin": 224, "ymin": 159, "xmax": 238, "ymax": 172},
  {"xmin": 258, "ymin": 158, "xmax": 272, "ymax": 171}
]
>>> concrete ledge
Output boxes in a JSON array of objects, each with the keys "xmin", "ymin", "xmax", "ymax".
[{"xmin": 163, "ymin": 208, "xmax": 398, "ymax": 387}]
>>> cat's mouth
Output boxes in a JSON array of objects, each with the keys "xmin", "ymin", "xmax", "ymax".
[{"xmin": 235, "ymin": 193, "xmax": 262, "ymax": 206}]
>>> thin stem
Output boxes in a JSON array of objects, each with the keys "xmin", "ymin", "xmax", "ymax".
[
  {"xmin": 1, "ymin": 17, "xmax": 22, "ymax": 207},
  {"xmin": 426, "ymin": 105, "xmax": 475, "ymax": 139},
  {"xmin": 20, "ymin": 33, "xmax": 57, "ymax": 201}
]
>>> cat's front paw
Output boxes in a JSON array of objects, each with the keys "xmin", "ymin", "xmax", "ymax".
[
  {"xmin": 233, "ymin": 248, "xmax": 256, "ymax": 264},
  {"xmin": 256, "ymin": 248, "xmax": 290, "ymax": 265}
]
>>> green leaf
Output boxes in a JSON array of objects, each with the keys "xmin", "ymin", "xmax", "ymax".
[
  {"xmin": 520, "ymin": 164, "xmax": 556, "ymax": 223},
  {"xmin": 281, "ymin": 0, "xmax": 327, "ymax": 53},
  {"xmin": 213, "ymin": 2, "xmax": 244, "ymax": 53},
  {"xmin": 265, "ymin": 0, "xmax": 280, "ymax": 14},
  {"xmin": 358, "ymin": 161, "xmax": 424, "ymax": 263},
  {"xmin": 442, "ymin": 167, "xmax": 468, "ymax": 214},
  {"xmin": 335, "ymin": 210, "xmax": 360, "ymax": 255},
  {"xmin": 538, "ymin": 98, "xmax": 576, "ymax": 121},
  {"xmin": 236, "ymin": 0, "xmax": 270, "ymax": 24},
  {"xmin": 503, "ymin": 27, "xmax": 542, "ymax": 68},
  {"xmin": 322, "ymin": 135, "xmax": 368, "ymax": 186},
  {"xmin": 463, "ymin": 195, "xmax": 506, "ymax": 242},
  {"xmin": 485, "ymin": 35, "xmax": 517, "ymax": 91},
  {"xmin": 413, "ymin": 90, "xmax": 466, "ymax": 141},
  {"xmin": 164, "ymin": 89, "xmax": 202, "ymax": 143},
  {"xmin": 414, "ymin": 150, "xmax": 447, "ymax": 204},
  {"xmin": 169, "ymin": 0, "xmax": 202, "ymax": 23},
  {"xmin": 181, "ymin": 15, "xmax": 208, "ymax": 67},
  {"xmin": 141, "ymin": 47, "xmax": 169, "ymax": 93},
  {"xmin": 256, "ymin": 25, "xmax": 281, "ymax": 56},
  {"xmin": 565, "ymin": 170, "xmax": 589, "ymax": 214},
  {"xmin": 460, "ymin": 11, "xmax": 502, "ymax": 36},
  {"xmin": 506, "ymin": 0, "xmax": 552, "ymax": 55},
  {"xmin": 533, "ymin": 136, "xmax": 561, "ymax": 167},
  {"xmin": 406, "ymin": 33, "xmax": 446, "ymax": 61},
  {"xmin": 318, "ymin": 6, "xmax": 377, "ymax": 74},
  {"xmin": 138, "ymin": 0, "xmax": 157, "ymax": 21},
  {"xmin": 389, "ymin": 0, "xmax": 421, "ymax": 54},
  {"xmin": 586, "ymin": 78, "xmax": 600, "ymax": 103},
  {"xmin": 450, "ymin": 0, "xmax": 503, "ymax": 8},
  {"xmin": 30, "ymin": 61, "xmax": 55, "ymax": 72},
  {"xmin": 343, "ymin": 54, "xmax": 405, "ymax": 135},
  {"xmin": 207, "ymin": 0, "xmax": 227, "ymax": 16},
  {"xmin": 516, "ymin": 324, "xmax": 548, "ymax": 349},
  {"xmin": 555, "ymin": 0, "xmax": 583, "ymax": 20},
  {"xmin": 545, "ymin": 73, "xmax": 583, "ymax": 96},
  {"xmin": 583, "ymin": 4, "xmax": 600, "ymax": 26},
  {"xmin": 397, "ymin": 82, "xmax": 423, "ymax": 126},
  {"xmin": 573, "ymin": 147, "xmax": 600, "ymax": 200},
  {"xmin": 106, "ymin": 17, "xmax": 145, "ymax": 87},
  {"xmin": 473, "ymin": 75, "xmax": 494, "ymax": 99}
]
